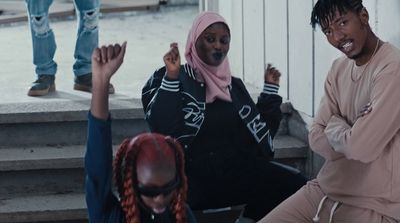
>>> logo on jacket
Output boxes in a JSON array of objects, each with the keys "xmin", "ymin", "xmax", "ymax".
[
  {"xmin": 182, "ymin": 93, "xmax": 205, "ymax": 131},
  {"xmin": 239, "ymin": 105, "xmax": 270, "ymax": 143}
]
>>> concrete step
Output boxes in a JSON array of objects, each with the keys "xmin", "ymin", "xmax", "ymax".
[
  {"xmin": 0, "ymin": 192, "xmax": 239, "ymax": 223},
  {"xmin": 0, "ymin": 145, "xmax": 86, "ymax": 200},
  {"xmin": 0, "ymin": 193, "xmax": 87, "ymax": 223},
  {"xmin": 0, "ymin": 145, "xmax": 86, "ymax": 171},
  {"xmin": 0, "ymin": 144, "xmax": 111, "ymax": 198},
  {"xmin": 0, "ymin": 168, "xmax": 84, "ymax": 200},
  {"xmin": 0, "ymin": 135, "xmax": 307, "ymax": 171},
  {"xmin": 272, "ymin": 135, "xmax": 309, "ymax": 174},
  {"xmin": 0, "ymin": 99, "xmax": 148, "ymax": 147},
  {"xmin": 273, "ymin": 135, "xmax": 308, "ymax": 159},
  {"xmin": 0, "ymin": 98, "xmax": 309, "ymax": 222},
  {"xmin": 0, "ymin": 135, "xmax": 308, "ymax": 198},
  {"xmin": 0, "ymin": 194, "xmax": 240, "ymax": 223},
  {"xmin": 0, "ymin": 136, "xmax": 308, "ymax": 222}
]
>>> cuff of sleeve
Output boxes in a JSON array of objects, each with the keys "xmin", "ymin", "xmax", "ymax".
[
  {"xmin": 325, "ymin": 115, "xmax": 350, "ymax": 154},
  {"xmin": 263, "ymin": 83, "xmax": 279, "ymax": 95},
  {"xmin": 160, "ymin": 77, "xmax": 180, "ymax": 92},
  {"xmin": 88, "ymin": 111, "xmax": 111, "ymax": 124}
]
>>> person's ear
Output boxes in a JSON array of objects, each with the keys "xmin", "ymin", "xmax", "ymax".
[{"xmin": 359, "ymin": 7, "xmax": 369, "ymax": 26}]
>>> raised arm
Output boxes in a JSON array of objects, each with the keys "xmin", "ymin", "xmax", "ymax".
[
  {"xmin": 85, "ymin": 42, "xmax": 127, "ymax": 222},
  {"xmin": 142, "ymin": 43, "xmax": 187, "ymax": 137},
  {"xmin": 257, "ymin": 63, "xmax": 283, "ymax": 138}
]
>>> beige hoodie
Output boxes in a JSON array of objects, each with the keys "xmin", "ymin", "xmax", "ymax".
[{"xmin": 309, "ymin": 42, "xmax": 400, "ymax": 220}]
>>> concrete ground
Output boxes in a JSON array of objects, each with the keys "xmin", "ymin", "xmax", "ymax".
[{"xmin": 0, "ymin": 2, "xmax": 198, "ymax": 108}]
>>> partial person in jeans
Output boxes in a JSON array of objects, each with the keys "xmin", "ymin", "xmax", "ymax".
[
  {"xmin": 258, "ymin": 0, "xmax": 400, "ymax": 222},
  {"xmin": 141, "ymin": 12, "xmax": 306, "ymax": 223},
  {"xmin": 25, "ymin": 0, "xmax": 113, "ymax": 96},
  {"xmin": 86, "ymin": 42, "xmax": 197, "ymax": 223}
]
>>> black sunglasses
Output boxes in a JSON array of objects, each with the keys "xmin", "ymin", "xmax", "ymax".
[{"xmin": 137, "ymin": 176, "xmax": 181, "ymax": 198}]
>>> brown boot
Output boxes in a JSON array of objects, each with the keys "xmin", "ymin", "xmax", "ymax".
[
  {"xmin": 74, "ymin": 73, "xmax": 114, "ymax": 94},
  {"xmin": 28, "ymin": 75, "xmax": 56, "ymax": 96}
]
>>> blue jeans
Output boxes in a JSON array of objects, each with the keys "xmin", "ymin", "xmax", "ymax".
[{"xmin": 25, "ymin": 0, "xmax": 100, "ymax": 77}]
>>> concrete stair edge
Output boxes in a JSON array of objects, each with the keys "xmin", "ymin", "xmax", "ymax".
[
  {"xmin": 0, "ymin": 135, "xmax": 306, "ymax": 171},
  {"xmin": 273, "ymin": 135, "xmax": 308, "ymax": 159},
  {"xmin": 0, "ymin": 98, "xmax": 145, "ymax": 124},
  {"xmin": 0, "ymin": 193, "xmax": 87, "ymax": 223},
  {"xmin": 0, "ymin": 145, "xmax": 85, "ymax": 171},
  {"xmin": 0, "ymin": 144, "xmax": 120, "ymax": 171}
]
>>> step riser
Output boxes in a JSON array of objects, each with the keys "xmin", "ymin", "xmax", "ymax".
[
  {"xmin": 0, "ymin": 210, "xmax": 87, "ymax": 223},
  {"xmin": 0, "ymin": 105, "xmax": 310, "ymax": 223},
  {"xmin": 0, "ymin": 119, "xmax": 149, "ymax": 147},
  {"xmin": 0, "ymin": 158, "xmax": 307, "ymax": 199},
  {"xmin": 0, "ymin": 169, "xmax": 85, "ymax": 199}
]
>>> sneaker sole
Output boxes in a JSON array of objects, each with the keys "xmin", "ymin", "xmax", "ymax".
[
  {"xmin": 73, "ymin": 83, "xmax": 92, "ymax": 93},
  {"xmin": 74, "ymin": 83, "xmax": 115, "ymax": 94},
  {"xmin": 27, "ymin": 84, "xmax": 56, "ymax": 96}
]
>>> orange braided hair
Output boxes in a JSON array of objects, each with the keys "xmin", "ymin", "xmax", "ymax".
[
  {"xmin": 113, "ymin": 133, "xmax": 188, "ymax": 223},
  {"xmin": 166, "ymin": 137, "xmax": 188, "ymax": 223}
]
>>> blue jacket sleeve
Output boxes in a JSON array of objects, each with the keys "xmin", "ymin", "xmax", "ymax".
[{"xmin": 85, "ymin": 112, "xmax": 124, "ymax": 223}]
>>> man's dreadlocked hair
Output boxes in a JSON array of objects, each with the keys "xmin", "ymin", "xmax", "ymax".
[
  {"xmin": 311, "ymin": 0, "xmax": 364, "ymax": 29},
  {"xmin": 113, "ymin": 133, "xmax": 188, "ymax": 223}
]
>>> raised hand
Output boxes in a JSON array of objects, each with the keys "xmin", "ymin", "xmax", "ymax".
[
  {"xmin": 92, "ymin": 42, "xmax": 127, "ymax": 85},
  {"xmin": 264, "ymin": 63, "xmax": 281, "ymax": 86},
  {"xmin": 91, "ymin": 42, "xmax": 127, "ymax": 120},
  {"xmin": 163, "ymin": 42, "xmax": 181, "ymax": 80}
]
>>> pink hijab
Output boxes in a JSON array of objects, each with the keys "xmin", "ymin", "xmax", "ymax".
[{"xmin": 185, "ymin": 11, "xmax": 232, "ymax": 103}]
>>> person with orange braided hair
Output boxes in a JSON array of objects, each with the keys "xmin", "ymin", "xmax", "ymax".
[{"xmin": 85, "ymin": 42, "xmax": 197, "ymax": 223}]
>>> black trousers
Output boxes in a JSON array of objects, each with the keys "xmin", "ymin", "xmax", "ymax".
[{"xmin": 185, "ymin": 153, "xmax": 307, "ymax": 221}]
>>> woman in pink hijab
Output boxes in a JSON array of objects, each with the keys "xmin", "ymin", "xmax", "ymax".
[{"xmin": 142, "ymin": 11, "xmax": 306, "ymax": 223}]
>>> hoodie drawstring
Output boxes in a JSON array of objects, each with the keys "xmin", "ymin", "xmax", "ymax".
[
  {"xmin": 313, "ymin": 195, "xmax": 327, "ymax": 222},
  {"xmin": 329, "ymin": 201, "xmax": 340, "ymax": 223},
  {"xmin": 313, "ymin": 195, "xmax": 340, "ymax": 223}
]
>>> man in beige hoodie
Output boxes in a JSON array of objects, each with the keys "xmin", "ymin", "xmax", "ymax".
[{"xmin": 258, "ymin": 0, "xmax": 400, "ymax": 222}]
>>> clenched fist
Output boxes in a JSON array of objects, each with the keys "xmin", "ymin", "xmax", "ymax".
[
  {"xmin": 163, "ymin": 42, "xmax": 181, "ymax": 80},
  {"xmin": 264, "ymin": 63, "xmax": 281, "ymax": 86}
]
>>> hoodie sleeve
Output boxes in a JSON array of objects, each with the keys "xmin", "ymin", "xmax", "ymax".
[
  {"xmin": 308, "ymin": 66, "xmax": 345, "ymax": 161},
  {"xmin": 323, "ymin": 61, "xmax": 400, "ymax": 163}
]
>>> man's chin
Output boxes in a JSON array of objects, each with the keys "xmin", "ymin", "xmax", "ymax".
[
  {"xmin": 344, "ymin": 50, "xmax": 362, "ymax": 60},
  {"xmin": 345, "ymin": 52, "xmax": 359, "ymax": 60}
]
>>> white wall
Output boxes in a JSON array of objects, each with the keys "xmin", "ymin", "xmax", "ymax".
[
  {"xmin": 265, "ymin": 0, "xmax": 288, "ymax": 100},
  {"xmin": 375, "ymin": 0, "xmax": 400, "ymax": 47},
  {"xmin": 200, "ymin": 0, "xmax": 400, "ymax": 120},
  {"xmin": 288, "ymin": 0, "xmax": 314, "ymax": 115},
  {"xmin": 242, "ymin": 0, "xmax": 265, "ymax": 86}
]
